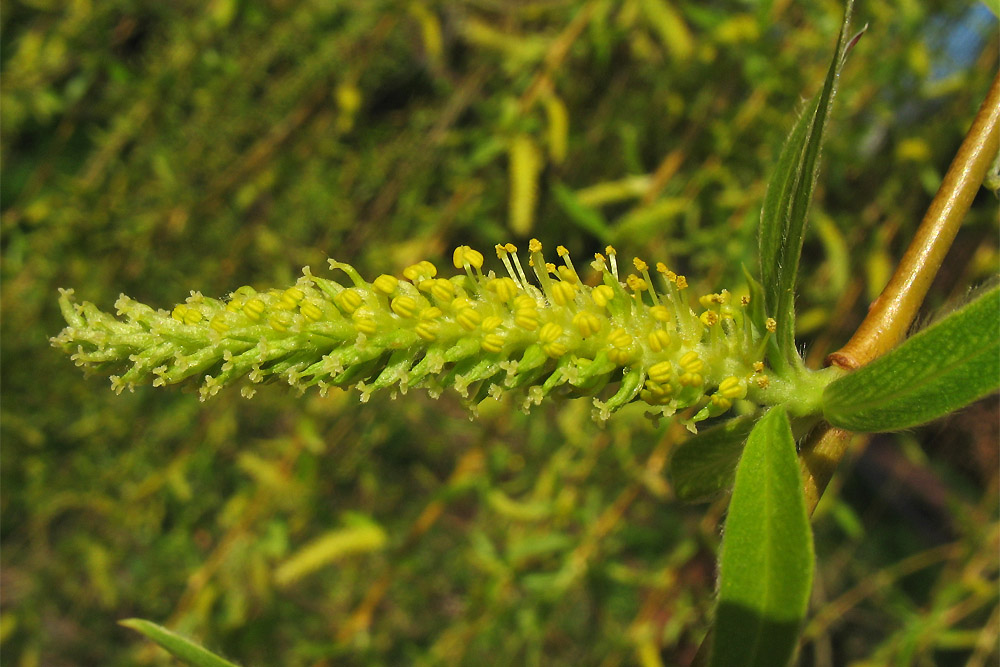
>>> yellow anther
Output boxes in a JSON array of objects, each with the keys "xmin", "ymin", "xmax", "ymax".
[
  {"xmin": 209, "ymin": 314, "xmax": 229, "ymax": 334},
  {"xmin": 539, "ymin": 322, "xmax": 563, "ymax": 343},
  {"xmin": 594, "ymin": 252, "xmax": 606, "ymax": 263},
  {"xmin": 495, "ymin": 244, "xmax": 507, "ymax": 258},
  {"xmin": 649, "ymin": 305, "xmax": 670, "ymax": 322},
  {"xmin": 529, "ymin": 238, "xmax": 542, "ymax": 253},
  {"xmin": 647, "ymin": 360, "xmax": 673, "ymax": 384},
  {"xmin": 415, "ymin": 320, "xmax": 438, "ymax": 341},
  {"xmin": 452, "ymin": 245, "xmax": 484, "ymax": 269},
  {"xmin": 373, "ymin": 274, "xmax": 399, "ymax": 295},
  {"xmin": 752, "ymin": 361, "xmax": 765, "ymax": 373},
  {"xmin": 639, "ymin": 380, "xmax": 674, "ymax": 405},
  {"xmin": 300, "ymin": 301, "xmax": 324, "ymax": 322},
  {"xmin": 675, "ymin": 276, "xmax": 688, "ymax": 289},
  {"xmin": 545, "ymin": 262, "xmax": 556, "ymax": 274},
  {"xmin": 700, "ymin": 311, "xmax": 720, "ymax": 326},
  {"xmin": 184, "ymin": 308, "xmax": 202, "ymax": 325},
  {"xmin": 504, "ymin": 243, "xmax": 517, "ymax": 253},
  {"xmin": 243, "ymin": 298, "xmax": 266, "ymax": 322},
  {"xmin": 482, "ymin": 333, "xmax": 505, "ymax": 353},
  {"xmin": 605, "ymin": 245, "xmax": 616, "ymax": 256},
  {"xmin": 643, "ymin": 379, "xmax": 674, "ymax": 399},
  {"xmin": 514, "ymin": 308, "xmax": 539, "ymax": 331},
  {"xmin": 640, "ymin": 383, "xmax": 674, "ymax": 405},
  {"xmin": 513, "ymin": 294, "xmax": 536, "ymax": 310},
  {"xmin": 718, "ymin": 376, "xmax": 747, "ymax": 400},
  {"xmin": 556, "ymin": 265, "xmax": 578, "ymax": 284},
  {"xmin": 608, "ymin": 348, "xmax": 633, "ymax": 365},
  {"xmin": 718, "ymin": 290, "xmax": 731, "ymax": 305},
  {"xmin": 334, "ymin": 289, "xmax": 363, "ymax": 314},
  {"xmin": 633, "ymin": 257, "xmax": 648, "ymax": 272},
  {"xmin": 765, "ymin": 317, "xmax": 777, "ymax": 333},
  {"xmin": 550, "ymin": 280, "xmax": 576, "ymax": 306},
  {"xmin": 226, "ymin": 297, "xmax": 245, "ymax": 313},
  {"xmin": 699, "ymin": 294, "xmax": 716, "ymax": 309},
  {"xmin": 456, "ymin": 308, "xmax": 482, "ymax": 331},
  {"xmin": 679, "ymin": 351, "xmax": 703, "ymax": 373},
  {"xmin": 353, "ymin": 314, "xmax": 377, "ymax": 335},
  {"xmin": 741, "ymin": 295, "xmax": 751, "ymax": 306},
  {"xmin": 626, "ymin": 274, "xmax": 647, "ymax": 292},
  {"xmin": 419, "ymin": 306, "xmax": 443, "ymax": 320},
  {"xmin": 269, "ymin": 312, "xmax": 292, "ymax": 332},
  {"xmin": 644, "ymin": 379, "xmax": 671, "ymax": 396},
  {"xmin": 487, "ymin": 277, "xmax": 519, "ymax": 302},
  {"xmin": 391, "ymin": 296, "xmax": 418, "ymax": 318},
  {"xmin": 572, "ymin": 311, "xmax": 602, "ymax": 338},
  {"xmin": 756, "ymin": 375, "xmax": 770, "ymax": 389},
  {"xmin": 403, "ymin": 261, "xmax": 437, "ymax": 283},
  {"xmin": 710, "ymin": 396, "xmax": 733, "ymax": 411},
  {"xmin": 481, "ymin": 316, "xmax": 503, "ymax": 331},
  {"xmin": 608, "ymin": 328, "xmax": 633, "ymax": 349},
  {"xmin": 280, "ymin": 287, "xmax": 305, "ymax": 309},
  {"xmin": 656, "ymin": 263, "xmax": 677, "ymax": 282},
  {"xmin": 678, "ymin": 372, "xmax": 703, "ymax": 387},
  {"xmin": 543, "ymin": 341, "xmax": 568, "ymax": 358},
  {"xmin": 592, "ymin": 285, "xmax": 614, "ymax": 308},
  {"xmin": 648, "ymin": 329, "xmax": 671, "ymax": 352},
  {"xmin": 430, "ymin": 278, "xmax": 456, "ymax": 302},
  {"xmin": 556, "ymin": 245, "xmax": 569, "ymax": 257},
  {"xmin": 171, "ymin": 304, "xmax": 189, "ymax": 322}
]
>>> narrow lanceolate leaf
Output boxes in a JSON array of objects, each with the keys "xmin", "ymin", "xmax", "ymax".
[
  {"xmin": 823, "ymin": 284, "xmax": 1000, "ymax": 432},
  {"xmin": 758, "ymin": 0, "xmax": 858, "ymax": 370},
  {"xmin": 668, "ymin": 414, "xmax": 755, "ymax": 502},
  {"xmin": 120, "ymin": 619, "xmax": 240, "ymax": 667},
  {"xmin": 710, "ymin": 407, "xmax": 813, "ymax": 667}
]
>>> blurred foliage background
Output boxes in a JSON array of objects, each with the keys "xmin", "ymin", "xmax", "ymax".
[{"xmin": 2, "ymin": 0, "xmax": 997, "ymax": 665}]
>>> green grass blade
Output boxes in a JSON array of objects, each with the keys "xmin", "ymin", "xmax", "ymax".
[
  {"xmin": 758, "ymin": 0, "xmax": 858, "ymax": 370},
  {"xmin": 668, "ymin": 415, "xmax": 755, "ymax": 502},
  {"xmin": 823, "ymin": 284, "xmax": 1000, "ymax": 432},
  {"xmin": 119, "ymin": 619, "xmax": 241, "ymax": 667},
  {"xmin": 551, "ymin": 182, "xmax": 613, "ymax": 242},
  {"xmin": 710, "ymin": 407, "xmax": 813, "ymax": 667}
]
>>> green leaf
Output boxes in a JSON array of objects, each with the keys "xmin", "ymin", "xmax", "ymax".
[
  {"xmin": 710, "ymin": 407, "xmax": 813, "ymax": 667},
  {"xmin": 119, "ymin": 619, "xmax": 241, "ymax": 667},
  {"xmin": 758, "ymin": 0, "xmax": 858, "ymax": 370},
  {"xmin": 669, "ymin": 415, "xmax": 755, "ymax": 502},
  {"xmin": 823, "ymin": 284, "xmax": 1000, "ymax": 432},
  {"xmin": 551, "ymin": 181, "xmax": 612, "ymax": 242}
]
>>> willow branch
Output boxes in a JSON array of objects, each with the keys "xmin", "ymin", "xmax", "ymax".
[
  {"xmin": 828, "ymin": 71, "xmax": 1000, "ymax": 371},
  {"xmin": 798, "ymin": 71, "xmax": 1000, "ymax": 519}
]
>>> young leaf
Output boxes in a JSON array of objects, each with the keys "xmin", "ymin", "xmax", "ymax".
[
  {"xmin": 758, "ymin": 0, "xmax": 858, "ymax": 370},
  {"xmin": 710, "ymin": 407, "xmax": 813, "ymax": 667},
  {"xmin": 119, "ymin": 619, "xmax": 241, "ymax": 667},
  {"xmin": 669, "ymin": 414, "xmax": 755, "ymax": 503},
  {"xmin": 823, "ymin": 284, "xmax": 1000, "ymax": 432}
]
